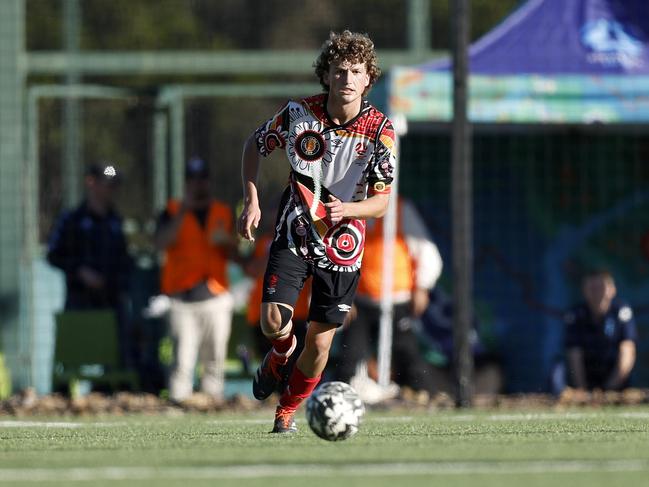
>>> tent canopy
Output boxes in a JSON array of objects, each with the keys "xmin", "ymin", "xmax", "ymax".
[{"xmin": 387, "ymin": 0, "xmax": 649, "ymax": 123}]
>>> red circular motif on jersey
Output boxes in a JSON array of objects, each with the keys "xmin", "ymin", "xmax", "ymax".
[
  {"xmin": 324, "ymin": 220, "xmax": 365, "ymax": 266},
  {"xmin": 264, "ymin": 131, "xmax": 284, "ymax": 152},
  {"xmin": 336, "ymin": 234, "xmax": 354, "ymax": 251}
]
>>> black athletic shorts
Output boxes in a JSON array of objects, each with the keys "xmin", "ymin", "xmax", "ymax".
[{"xmin": 261, "ymin": 244, "xmax": 360, "ymax": 326}]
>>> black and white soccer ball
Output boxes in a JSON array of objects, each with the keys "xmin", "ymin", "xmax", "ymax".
[{"xmin": 306, "ymin": 381, "xmax": 365, "ymax": 441}]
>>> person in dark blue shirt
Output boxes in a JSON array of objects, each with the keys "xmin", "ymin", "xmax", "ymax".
[
  {"xmin": 563, "ymin": 270, "xmax": 637, "ymax": 391},
  {"xmin": 47, "ymin": 164, "xmax": 134, "ymax": 372},
  {"xmin": 47, "ymin": 164, "xmax": 132, "ymax": 310}
]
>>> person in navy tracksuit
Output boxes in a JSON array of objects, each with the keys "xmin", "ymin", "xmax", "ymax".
[
  {"xmin": 47, "ymin": 163, "xmax": 133, "ymax": 366},
  {"xmin": 561, "ymin": 270, "xmax": 637, "ymax": 391}
]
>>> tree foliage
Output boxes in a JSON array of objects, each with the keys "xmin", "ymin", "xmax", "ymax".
[{"xmin": 26, "ymin": 0, "xmax": 522, "ymax": 242}]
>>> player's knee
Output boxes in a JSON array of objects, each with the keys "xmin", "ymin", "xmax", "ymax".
[
  {"xmin": 308, "ymin": 329, "xmax": 335, "ymax": 356},
  {"xmin": 260, "ymin": 303, "xmax": 293, "ymax": 340}
]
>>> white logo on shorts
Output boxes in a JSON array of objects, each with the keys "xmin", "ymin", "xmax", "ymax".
[{"xmin": 338, "ymin": 304, "xmax": 352, "ymax": 312}]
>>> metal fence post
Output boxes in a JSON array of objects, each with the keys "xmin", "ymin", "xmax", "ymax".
[
  {"xmin": 451, "ymin": 0, "xmax": 474, "ymax": 407},
  {"xmin": 62, "ymin": 0, "xmax": 82, "ymax": 208},
  {"xmin": 0, "ymin": 0, "xmax": 28, "ymax": 391}
]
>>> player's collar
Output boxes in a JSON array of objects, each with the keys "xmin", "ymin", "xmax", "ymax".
[{"xmin": 323, "ymin": 94, "xmax": 369, "ymax": 129}]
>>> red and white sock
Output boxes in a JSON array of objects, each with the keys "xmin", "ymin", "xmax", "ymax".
[
  {"xmin": 279, "ymin": 366, "xmax": 321, "ymax": 412},
  {"xmin": 270, "ymin": 335, "xmax": 297, "ymax": 364}
]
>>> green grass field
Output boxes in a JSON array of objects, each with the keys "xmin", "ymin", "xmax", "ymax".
[{"xmin": 1, "ymin": 407, "xmax": 649, "ymax": 487}]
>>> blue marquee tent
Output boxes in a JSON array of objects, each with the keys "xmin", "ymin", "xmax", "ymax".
[{"xmin": 386, "ymin": 0, "xmax": 649, "ymax": 123}]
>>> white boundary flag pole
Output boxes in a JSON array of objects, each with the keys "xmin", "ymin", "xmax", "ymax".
[{"xmin": 377, "ymin": 113, "xmax": 407, "ymax": 389}]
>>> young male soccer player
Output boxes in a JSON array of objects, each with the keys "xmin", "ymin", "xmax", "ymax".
[{"xmin": 238, "ymin": 30, "xmax": 396, "ymax": 433}]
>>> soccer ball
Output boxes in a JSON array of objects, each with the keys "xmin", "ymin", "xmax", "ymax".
[{"xmin": 306, "ymin": 381, "xmax": 365, "ymax": 441}]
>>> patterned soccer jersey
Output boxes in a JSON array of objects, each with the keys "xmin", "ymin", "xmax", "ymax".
[{"xmin": 255, "ymin": 93, "xmax": 396, "ymax": 272}]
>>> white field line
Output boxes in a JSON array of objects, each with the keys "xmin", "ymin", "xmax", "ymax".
[
  {"xmin": 0, "ymin": 421, "xmax": 125, "ymax": 428},
  {"xmin": 429, "ymin": 411, "xmax": 649, "ymax": 422},
  {"xmin": 486, "ymin": 411, "xmax": 649, "ymax": 421},
  {"xmin": 486, "ymin": 412, "xmax": 600, "ymax": 422},
  {"xmin": 0, "ymin": 460, "xmax": 648, "ymax": 482},
  {"xmin": 617, "ymin": 411, "xmax": 649, "ymax": 419},
  {"xmin": 1, "ymin": 410, "xmax": 648, "ymax": 429}
]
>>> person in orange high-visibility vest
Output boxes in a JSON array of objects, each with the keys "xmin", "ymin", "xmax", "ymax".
[
  {"xmin": 155, "ymin": 158, "xmax": 237, "ymax": 403},
  {"xmin": 333, "ymin": 198, "xmax": 442, "ymax": 397}
]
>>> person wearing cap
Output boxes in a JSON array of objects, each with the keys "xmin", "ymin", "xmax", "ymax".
[
  {"xmin": 154, "ymin": 157, "xmax": 237, "ymax": 403},
  {"xmin": 47, "ymin": 163, "xmax": 134, "ymax": 372},
  {"xmin": 47, "ymin": 163, "xmax": 133, "ymax": 311}
]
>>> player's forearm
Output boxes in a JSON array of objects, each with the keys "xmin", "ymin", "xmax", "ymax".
[
  {"xmin": 619, "ymin": 340, "xmax": 636, "ymax": 376},
  {"xmin": 242, "ymin": 136, "xmax": 261, "ymax": 205},
  {"xmin": 342, "ymin": 193, "xmax": 389, "ymax": 219},
  {"xmin": 608, "ymin": 340, "xmax": 636, "ymax": 388}
]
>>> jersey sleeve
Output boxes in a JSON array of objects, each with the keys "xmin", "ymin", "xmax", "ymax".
[
  {"xmin": 617, "ymin": 304, "xmax": 638, "ymax": 343},
  {"xmin": 367, "ymin": 120, "xmax": 396, "ymax": 196},
  {"xmin": 254, "ymin": 101, "xmax": 291, "ymax": 157}
]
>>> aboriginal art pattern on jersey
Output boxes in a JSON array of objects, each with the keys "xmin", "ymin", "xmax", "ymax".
[{"xmin": 255, "ymin": 94, "xmax": 396, "ymax": 272}]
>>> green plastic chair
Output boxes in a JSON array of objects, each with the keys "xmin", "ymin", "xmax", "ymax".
[{"xmin": 53, "ymin": 310, "xmax": 139, "ymax": 394}]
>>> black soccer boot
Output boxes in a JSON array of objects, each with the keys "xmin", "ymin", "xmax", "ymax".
[{"xmin": 252, "ymin": 337, "xmax": 296, "ymax": 400}]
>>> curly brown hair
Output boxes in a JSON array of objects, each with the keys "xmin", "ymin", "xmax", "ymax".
[{"xmin": 313, "ymin": 30, "xmax": 381, "ymax": 96}]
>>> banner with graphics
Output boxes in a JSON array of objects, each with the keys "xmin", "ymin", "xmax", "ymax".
[
  {"xmin": 388, "ymin": 71, "xmax": 649, "ymax": 123},
  {"xmin": 386, "ymin": 0, "xmax": 649, "ymax": 123}
]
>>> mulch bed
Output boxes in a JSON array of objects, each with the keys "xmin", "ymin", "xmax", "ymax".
[{"xmin": 1, "ymin": 387, "xmax": 647, "ymax": 417}]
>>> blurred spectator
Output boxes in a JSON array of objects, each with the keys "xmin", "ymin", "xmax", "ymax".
[
  {"xmin": 333, "ymin": 198, "xmax": 442, "ymax": 397},
  {"xmin": 154, "ymin": 157, "xmax": 236, "ymax": 403},
  {"xmin": 47, "ymin": 163, "xmax": 132, "ymax": 310},
  {"xmin": 556, "ymin": 270, "xmax": 637, "ymax": 393},
  {"xmin": 417, "ymin": 287, "xmax": 503, "ymax": 395},
  {"xmin": 47, "ymin": 163, "xmax": 134, "ymax": 364},
  {"xmin": 243, "ymin": 233, "xmax": 310, "ymax": 363}
]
